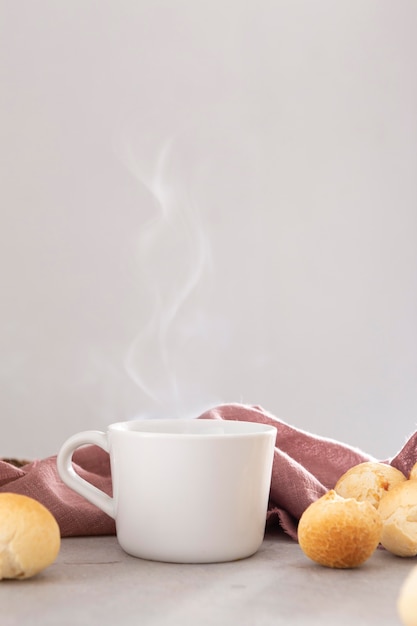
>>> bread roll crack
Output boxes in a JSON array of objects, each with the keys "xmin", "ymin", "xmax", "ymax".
[
  {"xmin": 406, "ymin": 506, "xmax": 417, "ymax": 523},
  {"xmin": 0, "ymin": 540, "xmax": 24, "ymax": 580}
]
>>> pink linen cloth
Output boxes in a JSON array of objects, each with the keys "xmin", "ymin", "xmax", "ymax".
[{"xmin": 1, "ymin": 403, "xmax": 416, "ymax": 539}]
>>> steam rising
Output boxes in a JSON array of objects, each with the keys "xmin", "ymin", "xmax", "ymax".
[{"xmin": 118, "ymin": 129, "xmax": 213, "ymax": 417}]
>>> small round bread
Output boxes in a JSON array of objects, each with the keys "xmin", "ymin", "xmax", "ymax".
[
  {"xmin": 378, "ymin": 480, "xmax": 417, "ymax": 557},
  {"xmin": 298, "ymin": 490, "xmax": 382, "ymax": 568},
  {"xmin": 334, "ymin": 461, "xmax": 406, "ymax": 508},
  {"xmin": 0, "ymin": 493, "xmax": 61, "ymax": 579},
  {"xmin": 398, "ymin": 564, "xmax": 417, "ymax": 626}
]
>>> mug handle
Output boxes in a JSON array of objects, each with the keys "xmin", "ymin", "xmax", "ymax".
[{"xmin": 56, "ymin": 430, "xmax": 115, "ymax": 519}]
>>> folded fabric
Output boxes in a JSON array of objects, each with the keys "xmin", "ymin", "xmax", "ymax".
[
  {"xmin": 0, "ymin": 445, "xmax": 116, "ymax": 537},
  {"xmin": 1, "ymin": 403, "xmax": 416, "ymax": 539},
  {"xmin": 200, "ymin": 404, "xmax": 417, "ymax": 538}
]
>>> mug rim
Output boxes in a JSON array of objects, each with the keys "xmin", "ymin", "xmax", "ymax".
[{"xmin": 108, "ymin": 418, "xmax": 277, "ymax": 438}]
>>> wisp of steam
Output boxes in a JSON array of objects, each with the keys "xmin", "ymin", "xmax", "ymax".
[{"xmin": 116, "ymin": 127, "xmax": 215, "ymax": 419}]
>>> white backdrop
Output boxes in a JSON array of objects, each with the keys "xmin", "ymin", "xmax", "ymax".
[{"xmin": 1, "ymin": 0, "xmax": 417, "ymax": 459}]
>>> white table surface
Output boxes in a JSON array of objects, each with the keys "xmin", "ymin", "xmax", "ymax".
[{"xmin": 1, "ymin": 530, "xmax": 412, "ymax": 626}]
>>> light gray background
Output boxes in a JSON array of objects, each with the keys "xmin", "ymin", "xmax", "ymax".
[{"xmin": 1, "ymin": 1, "xmax": 416, "ymax": 459}]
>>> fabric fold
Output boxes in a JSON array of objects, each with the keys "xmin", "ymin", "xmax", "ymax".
[{"xmin": 0, "ymin": 446, "xmax": 115, "ymax": 537}]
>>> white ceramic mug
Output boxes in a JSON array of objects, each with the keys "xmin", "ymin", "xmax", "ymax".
[{"xmin": 56, "ymin": 418, "xmax": 277, "ymax": 563}]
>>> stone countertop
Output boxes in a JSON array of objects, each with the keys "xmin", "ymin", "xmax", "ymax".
[{"xmin": 1, "ymin": 531, "xmax": 412, "ymax": 625}]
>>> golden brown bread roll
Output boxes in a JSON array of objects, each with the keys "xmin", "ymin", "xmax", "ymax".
[
  {"xmin": 334, "ymin": 461, "xmax": 406, "ymax": 508},
  {"xmin": 398, "ymin": 564, "xmax": 417, "ymax": 626},
  {"xmin": 0, "ymin": 493, "xmax": 61, "ymax": 579},
  {"xmin": 298, "ymin": 490, "xmax": 382, "ymax": 568},
  {"xmin": 378, "ymin": 480, "xmax": 417, "ymax": 557}
]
